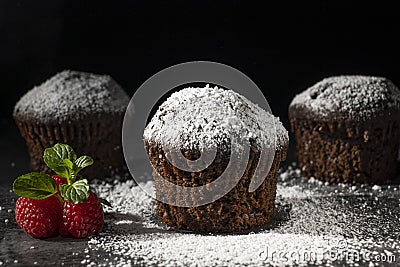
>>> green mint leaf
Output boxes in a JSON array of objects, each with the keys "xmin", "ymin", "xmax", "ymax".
[
  {"xmin": 63, "ymin": 158, "xmax": 74, "ymax": 170},
  {"xmin": 75, "ymin": 156, "xmax": 94, "ymax": 172},
  {"xmin": 13, "ymin": 172, "xmax": 58, "ymax": 200},
  {"xmin": 60, "ymin": 179, "xmax": 90, "ymax": 204},
  {"xmin": 99, "ymin": 198, "xmax": 112, "ymax": 207},
  {"xmin": 43, "ymin": 144, "xmax": 77, "ymax": 179}
]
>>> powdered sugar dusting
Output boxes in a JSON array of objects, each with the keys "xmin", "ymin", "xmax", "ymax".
[
  {"xmin": 143, "ymin": 85, "xmax": 288, "ymax": 152},
  {"xmin": 290, "ymin": 75, "xmax": 400, "ymax": 121},
  {"xmin": 86, "ymin": 169, "xmax": 400, "ymax": 266},
  {"xmin": 14, "ymin": 70, "xmax": 129, "ymax": 123}
]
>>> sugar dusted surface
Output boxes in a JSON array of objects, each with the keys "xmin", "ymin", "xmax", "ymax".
[
  {"xmin": 290, "ymin": 75, "xmax": 400, "ymax": 121},
  {"xmin": 13, "ymin": 70, "xmax": 130, "ymax": 123},
  {"xmin": 143, "ymin": 85, "xmax": 288, "ymax": 152},
  {"xmin": 87, "ymin": 169, "xmax": 400, "ymax": 267}
]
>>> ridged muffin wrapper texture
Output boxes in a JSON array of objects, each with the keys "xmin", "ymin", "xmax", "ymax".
[
  {"xmin": 290, "ymin": 116, "xmax": 400, "ymax": 184},
  {"xmin": 146, "ymin": 140, "xmax": 288, "ymax": 233},
  {"xmin": 14, "ymin": 114, "xmax": 126, "ymax": 179}
]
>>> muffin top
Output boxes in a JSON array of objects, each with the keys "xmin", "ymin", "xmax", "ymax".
[
  {"xmin": 143, "ymin": 85, "xmax": 288, "ymax": 153},
  {"xmin": 289, "ymin": 75, "xmax": 400, "ymax": 121},
  {"xmin": 14, "ymin": 70, "xmax": 130, "ymax": 124}
]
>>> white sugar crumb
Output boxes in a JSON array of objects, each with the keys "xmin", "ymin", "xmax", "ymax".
[
  {"xmin": 372, "ymin": 185, "xmax": 382, "ymax": 191},
  {"xmin": 14, "ymin": 70, "xmax": 130, "ymax": 123},
  {"xmin": 144, "ymin": 85, "xmax": 288, "ymax": 152},
  {"xmin": 290, "ymin": 75, "xmax": 400, "ymax": 121},
  {"xmin": 87, "ymin": 169, "xmax": 400, "ymax": 266},
  {"xmin": 279, "ymin": 171, "xmax": 289, "ymax": 181}
]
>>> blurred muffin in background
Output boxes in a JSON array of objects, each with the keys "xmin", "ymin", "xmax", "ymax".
[
  {"xmin": 289, "ymin": 75, "xmax": 400, "ymax": 184},
  {"xmin": 13, "ymin": 70, "xmax": 130, "ymax": 179}
]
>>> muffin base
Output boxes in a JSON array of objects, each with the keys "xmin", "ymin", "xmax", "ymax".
[
  {"xmin": 14, "ymin": 114, "xmax": 127, "ymax": 179},
  {"xmin": 146, "ymin": 141, "xmax": 288, "ymax": 233},
  {"xmin": 290, "ymin": 117, "xmax": 400, "ymax": 184}
]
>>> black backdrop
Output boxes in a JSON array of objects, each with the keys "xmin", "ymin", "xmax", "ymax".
[{"xmin": 1, "ymin": 0, "xmax": 399, "ymax": 181}]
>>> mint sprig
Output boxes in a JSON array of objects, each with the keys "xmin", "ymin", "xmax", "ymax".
[
  {"xmin": 13, "ymin": 172, "xmax": 58, "ymax": 200},
  {"xmin": 44, "ymin": 144, "xmax": 93, "ymax": 184},
  {"xmin": 13, "ymin": 143, "xmax": 110, "ymax": 206}
]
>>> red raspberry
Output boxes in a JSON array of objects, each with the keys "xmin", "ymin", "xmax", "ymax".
[
  {"xmin": 58, "ymin": 222, "xmax": 71, "ymax": 237},
  {"xmin": 52, "ymin": 175, "xmax": 67, "ymax": 188},
  {"xmin": 52, "ymin": 175, "xmax": 71, "ymax": 236},
  {"xmin": 62, "ymin": 192, "xmax": 104, "ymax": 238},
  {"xmin": 15, "ymin": 196, "xmax": 63, "ymax": 238}
]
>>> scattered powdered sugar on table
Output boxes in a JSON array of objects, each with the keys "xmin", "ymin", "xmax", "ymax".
[
  {"xmin": 87, "ymin": 168, "xmax": 400, "ymax": 266},
  {"xmin": 143, "ymin": 85, "xmax": 288, "ymax": 152},
  {"xmin": 290, "ymin": 75, "xmax": 400, "ymax": 121},
  {"xmin": 13, "ymin": 70, "xmax": 129, "ymax": 123}
]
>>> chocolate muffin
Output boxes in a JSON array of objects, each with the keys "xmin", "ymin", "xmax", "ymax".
[
  {"xmin": 13, "ymin": 70, "xmax": 130, "ymax": 179},
  {"xmin": 144, "ymin": 85, "xmax": 288, "ymax": 233},
  {"xmin": 289, "ymin": 75, "xmax": 400, "ymax": 184}
]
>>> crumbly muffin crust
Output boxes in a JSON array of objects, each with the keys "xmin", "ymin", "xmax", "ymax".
[
  {"xmin": 14, "ymin": 70, "xmax": 129, "ymax": 124},
  {"xmin": 289, "ymin": 75, "xmax": 400, "ymax": 122}
]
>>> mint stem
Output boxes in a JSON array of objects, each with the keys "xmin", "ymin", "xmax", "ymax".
[
  {"xmin": 66, "ymin": 175, "xmax": 72, "ymax": 185},
  {"xmin": 69, "ymin": 172, "xmax": 76, "ymax": 185},
  {"xmin": 55, "ymin": 193, "xmax": 64, "ymax": 204}
]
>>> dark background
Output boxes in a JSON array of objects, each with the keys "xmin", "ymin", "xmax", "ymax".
[{"xmin": 1, "ymin": 0, "xmax": 399, "ymax": 185}]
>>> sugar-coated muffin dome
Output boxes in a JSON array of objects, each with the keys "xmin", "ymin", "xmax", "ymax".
[
  {"xmin": 144, "ymin": 85, "xmax": 288, "ymax": 152},
  {"xmin": 14, "ymin": 70, "xmax": 130, "ymax": 123},
  {"xmin": 289, "ymin": 75, "xmax": 400, "ymax": 121}
]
